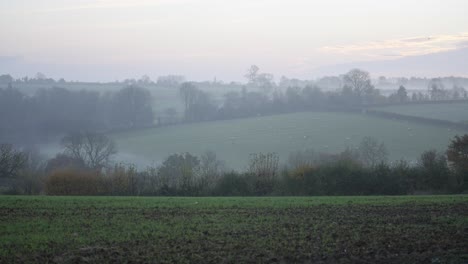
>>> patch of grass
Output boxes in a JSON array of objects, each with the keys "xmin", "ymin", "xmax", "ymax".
[{"xmin": 0, "ymin": 195, "xmax": 467, "ymax": 263}]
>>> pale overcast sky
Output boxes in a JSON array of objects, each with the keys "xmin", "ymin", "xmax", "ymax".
[{"xmin": 1, "ymin": 0, "xmax": 468, "ymax": 81}]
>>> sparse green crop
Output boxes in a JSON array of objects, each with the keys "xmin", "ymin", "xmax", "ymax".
[{"xmin": 1, "ymin": 195, "xmax": 467, "ymax": 263}]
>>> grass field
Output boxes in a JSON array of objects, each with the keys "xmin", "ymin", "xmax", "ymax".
[
  {"xmin": 111, "ymin": 111, "xmax": 464, "ymax": 169},
  {"xmin": 373, "ymin": 102, "xmax": 468, "ymax": 123},
  {"xmin": 1, "ymin": 195, "xmax": 467, "ymax": 263}
]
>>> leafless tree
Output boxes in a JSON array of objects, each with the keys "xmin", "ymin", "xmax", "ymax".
[
  {"xmin": 249, "ymin": 152, "xmax": 279, "ymax": 194},
  {"xmin": 199, "ymin": 151, "xmax": 225, "ymax": 190},
  {"xmin": 343, "ymin": 69, "xmax": 373, "ymax": 97},
  {"xmin": 244, "ymin": 65, "xmax": 259, "ymax": 84},
  {"xmin": 179, "ymin": 82, "xmax": 198, "ymax": 118},
  {"xmin": 358, "ymin": 136, "xmax": 388, "ymax": 167},
  {"xmin": 0, "ymin": 144, "xmax": 26, "ymax": 178},
  {"xmin": 61, "ymin": 132, "xmax": 117, "ymax": 170}
]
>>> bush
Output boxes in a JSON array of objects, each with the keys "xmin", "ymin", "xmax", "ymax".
[
  {"xmin": 214, "ymin": 172, "xmax": 252, "ymax": 196},
  {"xmin": 45, "ymin": 169, "xmax": 106, "ymax": 195}
]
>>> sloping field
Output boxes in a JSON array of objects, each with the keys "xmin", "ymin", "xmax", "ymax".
[
  {"xmin": 373, "ymin": 102, "xmax": 468, "ymax": 123},
  {"xmin": 111, "ymin": 112, "xmax": 463, "ymax": 169},
  {"xmin": 1, "ymin": 195, "xmax": 467, "ymax": 263}
]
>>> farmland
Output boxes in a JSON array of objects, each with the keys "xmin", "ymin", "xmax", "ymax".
[
  {"xmin": 372, "ymin": 102, "xmax": 468, "ymax": 123},
  {"xmin": 111, "ymin": 111, "xmax": 463, "ymax": 169},
  {"xmin": 0, "ymin": 195, "xmax": 467, "ymax": 263}
]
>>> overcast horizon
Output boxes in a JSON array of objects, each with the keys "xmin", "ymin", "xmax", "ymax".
[{"xmin": 1, "ymin": 0, "xmax": 468, "ymax": 81}]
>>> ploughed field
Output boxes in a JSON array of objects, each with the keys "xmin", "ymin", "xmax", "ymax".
[
  {"xmin": 111, "ymin": 111, "xmax": 462, "ymax": 169},
  {"xmin": 1, "ymin": 196, "xmax": 467, "ymax": 263}
]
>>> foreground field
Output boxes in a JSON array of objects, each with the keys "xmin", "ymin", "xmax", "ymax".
[
  {"xmin": 1, "ymin": 196, "xmax": 467, "ymax": 263},
  {"xmin": 373, "ymin": 102, "xmax": 468, "ymax": 123},
  {"xmin": 111, "ymin": 111, "xmax": 462, "ymax": 169}
]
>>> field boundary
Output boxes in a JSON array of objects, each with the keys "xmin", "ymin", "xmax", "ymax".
[{"xmin": 364, "ymin": 108, "xmax": 468, "ymax": 131}]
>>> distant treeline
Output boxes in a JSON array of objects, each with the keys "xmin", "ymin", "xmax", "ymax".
[
  {"xmin": 2, "ymin": 69, "xmax": 468, "ymax": 144},
  {"xmin": 172, "ymin": 69, "xmax": 468, "ymax": 125},
  {"xmin": 2, "ymin": 134, "xmax": 467, "ymax": 196},
  {"xmin": 0, "ymin": 84, "xmax": 154, "ymax": 144}
]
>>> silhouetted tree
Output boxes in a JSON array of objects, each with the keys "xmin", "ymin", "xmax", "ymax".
[
  {"xmin": 397, "ymin": 85, "xmax": 408, "ymax": 102},
  {"xmin": 111, "ymin": 85, "xmax": 154, "ymax": 128},
  {"xmin": 446, "ymin": 134, "xmax": 468, "ymax": 190},
  {"xmin": 61, "ymin": 132, "xmax": 117, "ymax": 170},
  {"xmin": 419, "ymin": 150, "xmax": 450, "ymax": 190},
  {"xmin": 358, "ymin": 137, "xmax": 388, "ymax": 167},
  {"xmin": 158, "ymin": 153, "xmax": 200, "ymax": 194},
  {"xmin": 0, "ymin": 144, "xmax": 26, "ymax": 178},
  {"xmin": 343, "ymin": 69, "xmax": 374, "ymax": 103}
]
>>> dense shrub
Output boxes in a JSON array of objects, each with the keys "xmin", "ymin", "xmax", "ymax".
[
  {"xmin": 214, "ymin": 172, "xmax": 252, "ymax": 196},
  {"xmin": 45, "ymin": 169, "xmax": 106, "ymax": 195}
]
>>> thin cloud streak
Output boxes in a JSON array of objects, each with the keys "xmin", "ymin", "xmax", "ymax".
[{"xmin": 320, "ymin": 33, "xmax": 468, "ymax": 59}]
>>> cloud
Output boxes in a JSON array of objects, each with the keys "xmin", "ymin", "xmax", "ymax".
[{"xmin": 320, "ymin": 33, "xmax": 468, "ymax": 60}]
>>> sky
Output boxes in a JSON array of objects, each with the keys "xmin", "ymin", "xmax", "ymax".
[{"xmin": 1, "ymin": 0, "xmax": 468, "ymax": 81}]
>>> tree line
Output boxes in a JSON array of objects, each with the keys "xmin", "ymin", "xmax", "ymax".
[
  {"xmin": 0, "ymin": 84, "xmax": 154, "ymax": 144},
  {"xmin": 174, "ymin": 68, "xmax": 467, "ymax": 124},
  {"xmin": 2, "ymin": 68, "xmax": 467, "ymax": 143},
  {"xmin": 1, "ymin": 133, "xmax": 467, "ymax": 196}
]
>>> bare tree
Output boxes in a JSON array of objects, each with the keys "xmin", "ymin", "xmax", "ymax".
[
  {"xmin": 249, "ymin": 152, "xmax": 279, "ymax": 194},
  {"xmin": 244, "ymin": 65, "xmax": 259, "ymax": 84},
  {"xmin": 199, "ymin": 151, "xmax": 225, "ymax": 191},
  {"xmin": 179, "ymin": 82, "xmax": 198, "ymax": 119},
  {"xmin": 61, "ymin": 132, "xmax": 117, "ymax": 170},
  {"xmin": 0, "ymin": 144, "xmax": 26, "ymax": 178},
  {"xmin": 358, "ymin": 136, "xmax": 388, "ymax": 167},
  {"xmin": 343, "ymin": 69, "xmax": 374, "ymax": 98}
]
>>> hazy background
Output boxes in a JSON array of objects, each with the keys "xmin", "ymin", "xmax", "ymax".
[{"xmin": 1, "ymin": 0, "xmax": 468, "ymax": 81}]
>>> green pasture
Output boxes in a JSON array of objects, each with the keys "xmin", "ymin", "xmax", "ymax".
[{"xmin": 111, "ymin": 111, "xmax": 463, "ymax": 169}]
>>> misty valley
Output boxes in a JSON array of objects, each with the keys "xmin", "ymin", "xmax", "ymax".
[{"xmin": 1, "ymin": 1, "xmax": 468, "ymax": 262}]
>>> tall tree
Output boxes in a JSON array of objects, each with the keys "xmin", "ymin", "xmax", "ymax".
[
  {"xmin": 179, "ymin": 82, "xmax": 198, "ymax": 119},
  {"xmin": 358, "ymin": 136, "xmax": 388, "ymax": 167},
  {"xmin": 244, "ymin": 65, "xmax": 259, "ymax": 84},
  {"xmin": 343, "ymin": 69, "xmax": 375, "ymax": 104},
  {"xmin": 446, "ymin": 134, "xmax": 468, "ymax": 189},
  {"xmin": 61, "ymin": 132, "xmax": 117, "ymax": 170},
  {"xmin": 0, "ymin": 144, "xmax": 26, "ymax": 178},
  {"xmin": 111, "ymin": 85, "xmax": 154, "ymax": 128},
  {"xmin": 397, "ymin": 85, "xmax": 408, "ymax": 102}
]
